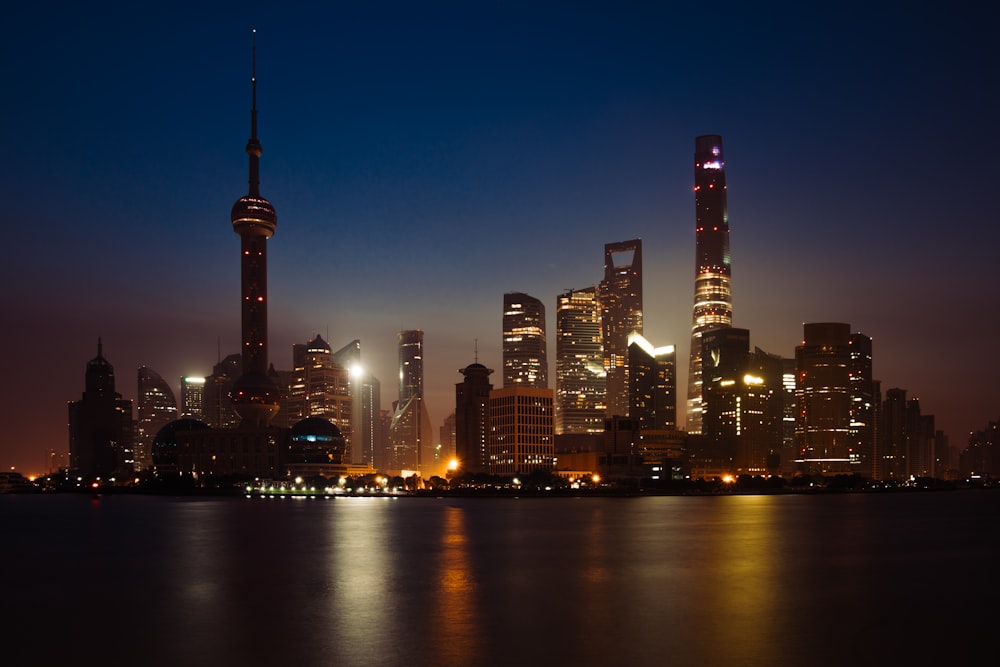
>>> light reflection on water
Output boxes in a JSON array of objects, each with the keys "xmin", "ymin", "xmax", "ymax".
[{"xmin": 3, "ymin": 492, "xmax": 998, "ymax": 666}]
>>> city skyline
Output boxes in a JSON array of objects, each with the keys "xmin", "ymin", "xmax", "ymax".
[{"xmin": 3, "ymin": 2, "xmax": 998, "ymax": 474}]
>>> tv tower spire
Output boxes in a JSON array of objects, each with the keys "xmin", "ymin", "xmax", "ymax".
[{"xmin": 229, "ymin": 29, "xmax": 280, "ymax": 428}]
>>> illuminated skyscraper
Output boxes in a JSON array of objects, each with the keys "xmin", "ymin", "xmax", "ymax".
[
  {"xmin": 686, "ymin": 135, "xmax": 733, "ymax": 435},
  {"xmin": 502, "ymin": 292, "xmax": 547, "ymax": 388},
  {"xmin": 287, "ymin": 335, "xmax": 353, "ymax": 456},
  {"xmin": 180, "ymin": 376, "xmax": 205, "ymax": 420},
  {"xmin": 136, "ymin": 366, "xmax": 177, "ymax": 470},
  {"xmin": 333, "ymin": 339, "xmax": 380, "ymax": 467},
  {"xmin": 228, "ymin": 31, "xmax": 280, "ymax": 428},
  {"xmin": 398, "ymin": 330, "xmax": 424, "ymax": 405},
  {"xmin": 389, "ymin": 330, "xmax": 434, "ymax": 473},
  {"xmin": 600, "ymin": 239, "xmax": 643, "ymax": 418},
  {"xmin": 555, "ymin": 287, "xmax": 606, "ymax": 434},
  {"xmin": 795, "ymin": 323, "xmax": 863, "ymax": 474}
]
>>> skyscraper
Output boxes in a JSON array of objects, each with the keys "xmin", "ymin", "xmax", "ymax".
[
  {"xmin": 136, "ymin": 366, "xmax": 177, "ymax": 470},
  {"xmin": 627, "ymin": 333, "xmax": 676, "ymax": 432},
  {"xmin": 600, "ymin": 239, "xmax": 643, "ymax": 417},
  {"xmin": 398, "ymin": 330, "xmax": 424, "ymax": 406},
  {"xmin": 502, "ymin": 292, "xmax": 547, "ymax": 388},
  {"xmin": 686, "ymin": 135, "xmax": 733, "ymax": 435},
  {"xmin": 202, "ymin": 353, "xmax": 241, "ymax": 429},
  {"xmin": 699, "ymin": 328, "xmax": 781, "ymax": 474},
  {"xmin": 795, "ymin": 323, "xmax": 860, "ymax": 474},
  {"xmin": 882, "ymin": 387, "xmax": 908, "ymax": 479},
  {"xmin": 333, "ymin": 339, "xmax": 380, "ymax": 467},
  {"xmin": 455, "ymin": 362, "xmax": 494, "ymax": 474},
  {"xmin": 228, "ymin": 31, "xmax": 280, "ymax": 429},
  {"xmin": 555, "ymin": 287, "xmax": 605, "ymax": 435},
  {"xmin": 287, "ymin": 335, "xmax": 353, "ymax": 455},
  {"xmin": 180, "ymin": 376, "xmax": 205, "ymax": 420},
  {"xmin": 389, "ymin": 330, "xmax": 434, "ymax": 473},
  {"xmin": 848, "ymin": 333, "xmax": 876, "ymax": 477},
  {"xmin": 68, "ymin": 340, "xmax": 136, "ymax": 479}
]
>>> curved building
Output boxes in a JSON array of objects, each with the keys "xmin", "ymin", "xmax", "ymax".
[
  {"xmin": 137, "ymin": 366, "xmax": 178, "ymax": 470},
  {"xmin": 502, "ymin": 292, "xmax": 547, "ymax": 388},
  {"xmin": 686, "ymin": 135, "xmax": 733, "ymax": 434}
]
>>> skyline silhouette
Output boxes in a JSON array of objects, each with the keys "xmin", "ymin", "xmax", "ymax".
[{"xmin": 3, "ymin": 2, "xmax": 998, "ymax": 473}]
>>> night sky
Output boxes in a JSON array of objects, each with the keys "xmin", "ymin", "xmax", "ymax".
[{"xmin": 3, "ymin": 1, "xmax": 998, "ymax": 474}]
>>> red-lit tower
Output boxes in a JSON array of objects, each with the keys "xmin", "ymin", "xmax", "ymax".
[
  {"xmin": 686, "ymin": 135, "xmax": 733, "ymax": 434},
  {"xmin": 229, "ymin": 31, "xmax": 280, "ymax": 428}
]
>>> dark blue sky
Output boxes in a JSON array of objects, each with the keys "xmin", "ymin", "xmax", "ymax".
[{"xmin": 3, "ymin": 1, "xmax": 998, "ymax": 473}]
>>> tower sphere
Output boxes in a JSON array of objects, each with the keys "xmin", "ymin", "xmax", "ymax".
[
  {"xmin": 229, "ymin": 371, "xmax": 281, "ymax": 427},
  {"xmin": 231, "ymin": 195, "xmax": 277, "ymax": 237}
]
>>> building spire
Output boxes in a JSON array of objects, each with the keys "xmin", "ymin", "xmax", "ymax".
[{"xmin": 246, "ymin": 28, "xmax": 262, "ymax": 197}]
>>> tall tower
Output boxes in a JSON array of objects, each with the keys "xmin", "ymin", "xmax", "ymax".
[
  {"xmin": 555, "ymin": 287, "xmax": 606, "ymax": 435},
  {"xmin": 600, "ymin": 239, "xmax": 643, "ymax": 417},
  {"xmin": 229, "ymin": 31, "xmax": 280, "ymax": 428},
  {"xmin": 686, "ymin": 135, "xmax": 733, "ymax": 434},
  {"xmin": 502, "ymin": 292, "xmax": 547, "ymax": 388}
]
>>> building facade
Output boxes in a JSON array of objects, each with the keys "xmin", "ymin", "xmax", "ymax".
[
  {"xmin": 555, "ymin": 287, "xmax": 606, "ymax": 435},
  {"xmin": 489, "ymin": 386, "xmax": 555, "ymax": 476},
  {"xmin": 686, "ymin": 135, "xmax": 733, "ymax": 435}
]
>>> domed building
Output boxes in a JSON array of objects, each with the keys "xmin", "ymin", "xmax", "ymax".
[
  {"xmin": 286, "ymin": 416, "xmax": 373, "ymax": 480},
  {"xmin": 151, "ymin": 418, "xmax": 209, "ymax": 469}
]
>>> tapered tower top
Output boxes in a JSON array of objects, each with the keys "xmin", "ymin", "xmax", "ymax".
[{"xmin": 231, "ymin": 29, "xmax": 277, "ymax": 238}]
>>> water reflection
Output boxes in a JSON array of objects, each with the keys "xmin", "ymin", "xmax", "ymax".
[
  {"xmin": 5, "ymin": 492, "xmax": 998, "ymax": 666},
  {"xmin": 326, "ymin": 497, "xmax": 393, "ymax": 661},
  {"xmin": 693, "ymin": 496, "xmax": 784, "ymax": 664},
  {"xmin": 428, "ymin": 504, "xmax": 481, "ymax": 665}
]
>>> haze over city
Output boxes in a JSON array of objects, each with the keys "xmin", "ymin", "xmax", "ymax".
[{"xmin": 3, "ymin": 1, "xmax": 998, "ymax": 474}]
